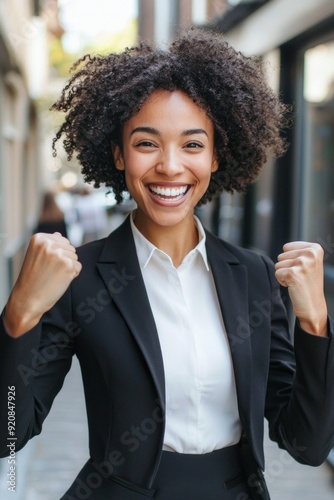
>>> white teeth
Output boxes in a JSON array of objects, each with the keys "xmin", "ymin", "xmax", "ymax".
[{"xmin": 149, "ymin": 185, "xmax": 188, "ymax": 197}]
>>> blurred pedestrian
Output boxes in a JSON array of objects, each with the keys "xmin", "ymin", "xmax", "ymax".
[
  {"xmin": 34, "ymin": 190, "xmax": 68, "ymax": 238},
  {"xmin": 1, "ymin": 28, "xmax": 334, "ymax": 500},
  {"xmin": 75, "ymin": 187, "xmax": 109, "ymax": 244}
]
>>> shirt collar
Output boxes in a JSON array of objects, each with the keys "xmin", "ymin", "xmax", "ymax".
[{"xmin": 129, "ymin": 211, "xmax": 209, "ymax": 271}]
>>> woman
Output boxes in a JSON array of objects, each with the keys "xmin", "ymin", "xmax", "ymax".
[{"xmin": 1, "ymin": 29, "xmax": 333, "ymax": 500}]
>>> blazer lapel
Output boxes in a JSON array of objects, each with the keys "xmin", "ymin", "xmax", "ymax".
[
  {"xmin": 96, "ymin": 217, "xmax": 165, "ymax": 408},
  {"xmin": 205, "ymin": 231, "xmax": 253, "ymax": 437}
]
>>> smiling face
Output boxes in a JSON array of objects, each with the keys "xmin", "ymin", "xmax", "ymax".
[{"xmin": 113, "ymin": 90, "xmax": 217, "ymax": 235}]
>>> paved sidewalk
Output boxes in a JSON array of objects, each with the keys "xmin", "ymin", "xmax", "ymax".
[
  {"xmin": 0, "ymin": 357, "xmax": 89, "ymax": 500},
  {"xmin": 1, "ymin": 357, "xmax": 333, "ymax": 499},
  {"xmin": 264, "ymin": 423, "xmax": 334, "ymax": 499}
]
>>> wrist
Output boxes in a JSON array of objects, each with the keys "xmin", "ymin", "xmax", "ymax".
[
  {"xmin": 4, "ymin": 293, "xmax": 42, "ymax": 338},
  {"xmin": 298, "ymin": 314, "xmax": 328, "ymax": 337}
]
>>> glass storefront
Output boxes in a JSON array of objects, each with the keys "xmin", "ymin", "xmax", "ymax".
[{"xmin": 301, "ymin": 39, "xmax": 334, "ymax": 317}]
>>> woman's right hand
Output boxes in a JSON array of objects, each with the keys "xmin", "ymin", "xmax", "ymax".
[{"xmin": 4, "ymin": 233, "xmax": 82, "ymax": 338}]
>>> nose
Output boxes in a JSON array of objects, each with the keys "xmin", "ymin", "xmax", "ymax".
[{"xmin": 155, "ymin": 148, "xmax": 184, "ymax": 177}]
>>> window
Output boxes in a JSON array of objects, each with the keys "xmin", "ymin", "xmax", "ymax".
[
  {"xmin": 300, "ymin": 37, "xmax": 334, "ymax": 318},
  {"xmin": 301, "ymin": 40, "xmax": 334, "ymax": 267}
]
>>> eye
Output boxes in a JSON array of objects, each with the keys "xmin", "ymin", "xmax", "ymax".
[
  {"xmin": 135, "ymin": 140, "xmax": 157, "ymax": 148},
  {"xmin": 184, "ymin": 141, "xmax": 204, "ymax": 149}
]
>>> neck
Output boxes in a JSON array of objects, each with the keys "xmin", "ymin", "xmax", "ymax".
[{"xmin": 133, "ymin": 212, "xmax": 199, "ymax": 268}]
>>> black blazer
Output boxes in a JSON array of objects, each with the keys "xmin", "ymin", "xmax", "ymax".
[{"xmin": 1, "ymin": 216, "xmax": 334, "ymax": 499}]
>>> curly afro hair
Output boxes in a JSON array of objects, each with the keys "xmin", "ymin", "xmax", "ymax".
[{"xmin": 51, "ymin": 28, "xmax": 288, "ymax": 205}]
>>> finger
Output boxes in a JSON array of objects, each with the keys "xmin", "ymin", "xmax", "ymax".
[
  {"xmin": 55, "ymin": 250, "xmax": 80, "ymax": 263},
  {"xmin": 49, "ymin": 233, "xmax": 73, "ymax": 248},
  {"xmin": 275, "ymin": 272, "xmax": 288, "ymax": 288},
  {"xmin": 50, "ymin": 253, "xmax": 82, "ymax": 277},
  {"xmin": 68, "ymin": 260, "xmax": 82, "ymax": 278},
  {"xmin": 32, "ymin": 232, "xmax": 69, "ymax": 247},
  {"xmin": 35, "ymin": 232, "xmax": 69, "ymax": 243},
  {"xmin": 276, "ymin": 252, "xmax": 314, "ymax": 266},
  {"xmin": 46, "ymin": 245, "xmax": 77, "ymax": 258},
  {"xmin": 52, "ymin": 231, "xmax": 70, "ymax": 241},
  {"xmin": 277, "ymin": 244, "xmax": 323, "ymax": 262},
  {"xmin": 275, "ymin": 258, "xmax": 299, "ymax": 270},
  {"xmin": 281, "ymin": 241, "xmax": 323, "ymax": 255},
  {"xmin": 54, "ymin": 244, "xmax": 78, "ymax": 256},
  {"xmin": 275, "ymin": 267, "xmax": 302, "ymax": 288},
  {"xmin": 75, "ymin": 261, "xmax": 82, "ymax": 276},
  {"xmin": 275, "ymin": 254, "xmax": 319, "ymax": 273},
  {"xmin": 32, "ymin": 233, "xmax": 77, "ymax": 254},
  {"xmin": 282, "ymin": 241, "xmax": 319, "ymax": 251},
  {"xmin": 51, "ymin": 243, "xmax": 80, "ymax": 264}
]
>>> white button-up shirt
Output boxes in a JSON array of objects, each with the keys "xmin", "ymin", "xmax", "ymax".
[{"xmin": 130, "ymin": 213, "xmax": 242, "ymax": 453}]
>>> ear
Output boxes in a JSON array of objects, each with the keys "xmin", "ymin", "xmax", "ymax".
[
  {"xmin": 112, "ymin": 144, "xmax": 125, "ymax": 171},
  {"xmin": 211, "ymin": 154, "xmax": 218, "ymax": 173}
]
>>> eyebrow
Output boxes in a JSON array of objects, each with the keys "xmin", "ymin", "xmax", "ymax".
[
  {"xmin": 181, "ymin": 128, "xmax": 208, "ymax": 137},
  {"xmin": 130, "ymin": 127, "xmax": 161, "ymax": 137},
  {"xmin": 130, "ymin": 127, "xmax": 208, "ymax": 137}
]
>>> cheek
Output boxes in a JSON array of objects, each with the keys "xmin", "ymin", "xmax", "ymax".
[
  {"xmin": 123, "ymin": 161, "xmax": 148, "ymax": 198},
  {"xmin": 196, "ymin": 158, "xmax": 215, "ymax": 181},
  {"xmin": 124, "ymin": 155, "xmax": 158, "ymax": 188},
  {"xmin": 122, "ymin": 156, "xmax": 142, "ymax": 183}
]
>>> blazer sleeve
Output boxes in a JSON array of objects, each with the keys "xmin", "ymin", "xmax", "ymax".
[
  {"xmin": 0, "ymin": 286, "xmax": 76, "ymax": 457},
  {"xmin": 262, "ymin": 255, "xmax": 334, "ymax": 466}
]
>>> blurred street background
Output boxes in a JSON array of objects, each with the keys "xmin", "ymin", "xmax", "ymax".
[{"xmin": 0, "ymin": 0, "xmax": 334, "ymax": 498}]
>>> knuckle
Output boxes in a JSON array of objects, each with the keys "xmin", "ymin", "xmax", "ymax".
[
  {"xmin": 42, "ymin": 239, "xmax": 56, "ymax": 256},
  {"xmin": 76, "ymin": 262, "xmax": 82, "ymax": 275},
  {"xmin": 306, "ymin": 242, "xmax": 323, "ymax": 256},
  {"xmin": 31, "ymin": 233, "xmax": 40, "ymax": 243},
  {"xmin": 303, "ymin": 246, "xmax": 322, "ymax": 264},
  {"xmin": 307, "ymin": 246, "xmax": 317, "ymax": 258},
  {"xmin": 31, "ymin": 232, "xmax": 46, "ymax": 246},
  {"xmin": 65, "ymin": 256, "xmax": 75, "ymax": 270},
  {"xmin": 54, "ymin": 246, "xmax": 65, "ymax": 259},
  {"xmin": 289, "ymin": 267, "xmax": 298, "ymax": 279},
  {"xmin": 314, "ymin": 243, "xmax": 324, "ymax": 257},
  {"xmin": 295, "ymin": 256, "xmax": 306, "ymax": 268},
  {"xmin": 71, "ymin": 262, "xmax": 82, "ymax": 278}
]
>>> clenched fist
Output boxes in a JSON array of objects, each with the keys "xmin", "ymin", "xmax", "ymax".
[
  {"xmin": 275, "ymin": 242, "xmax": 328, "ymax": 337},
  {"xmin": 4, "ymin": 233, "xmax": 82, "ymax": 338}
]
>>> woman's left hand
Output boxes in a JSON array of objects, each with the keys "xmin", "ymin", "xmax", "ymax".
[{"xmin": 275, "ymin": 241, "xmax": 328, "ymax": 337}]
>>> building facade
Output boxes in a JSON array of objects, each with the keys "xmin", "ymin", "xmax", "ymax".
[
  {"xmin": 138, "ymin": 0, "xmax": 228, "ymax": 45},
  {"xmin": 0, "ymin": 0, "xmax": 50, "ymax": 308}
]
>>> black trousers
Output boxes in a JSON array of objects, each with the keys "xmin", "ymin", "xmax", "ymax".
[
  {"xmin": 153, "ymin": 445, "xmax": 251, "ymax": 500},
  {"xmin": 61, "ymin": 444, "xmax": 252, "ymax": 500}
]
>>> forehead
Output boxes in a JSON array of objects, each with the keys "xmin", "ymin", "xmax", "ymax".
[{"xmin": 124, "ymin": 90, "xmax": 213, "ymax": 133}]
